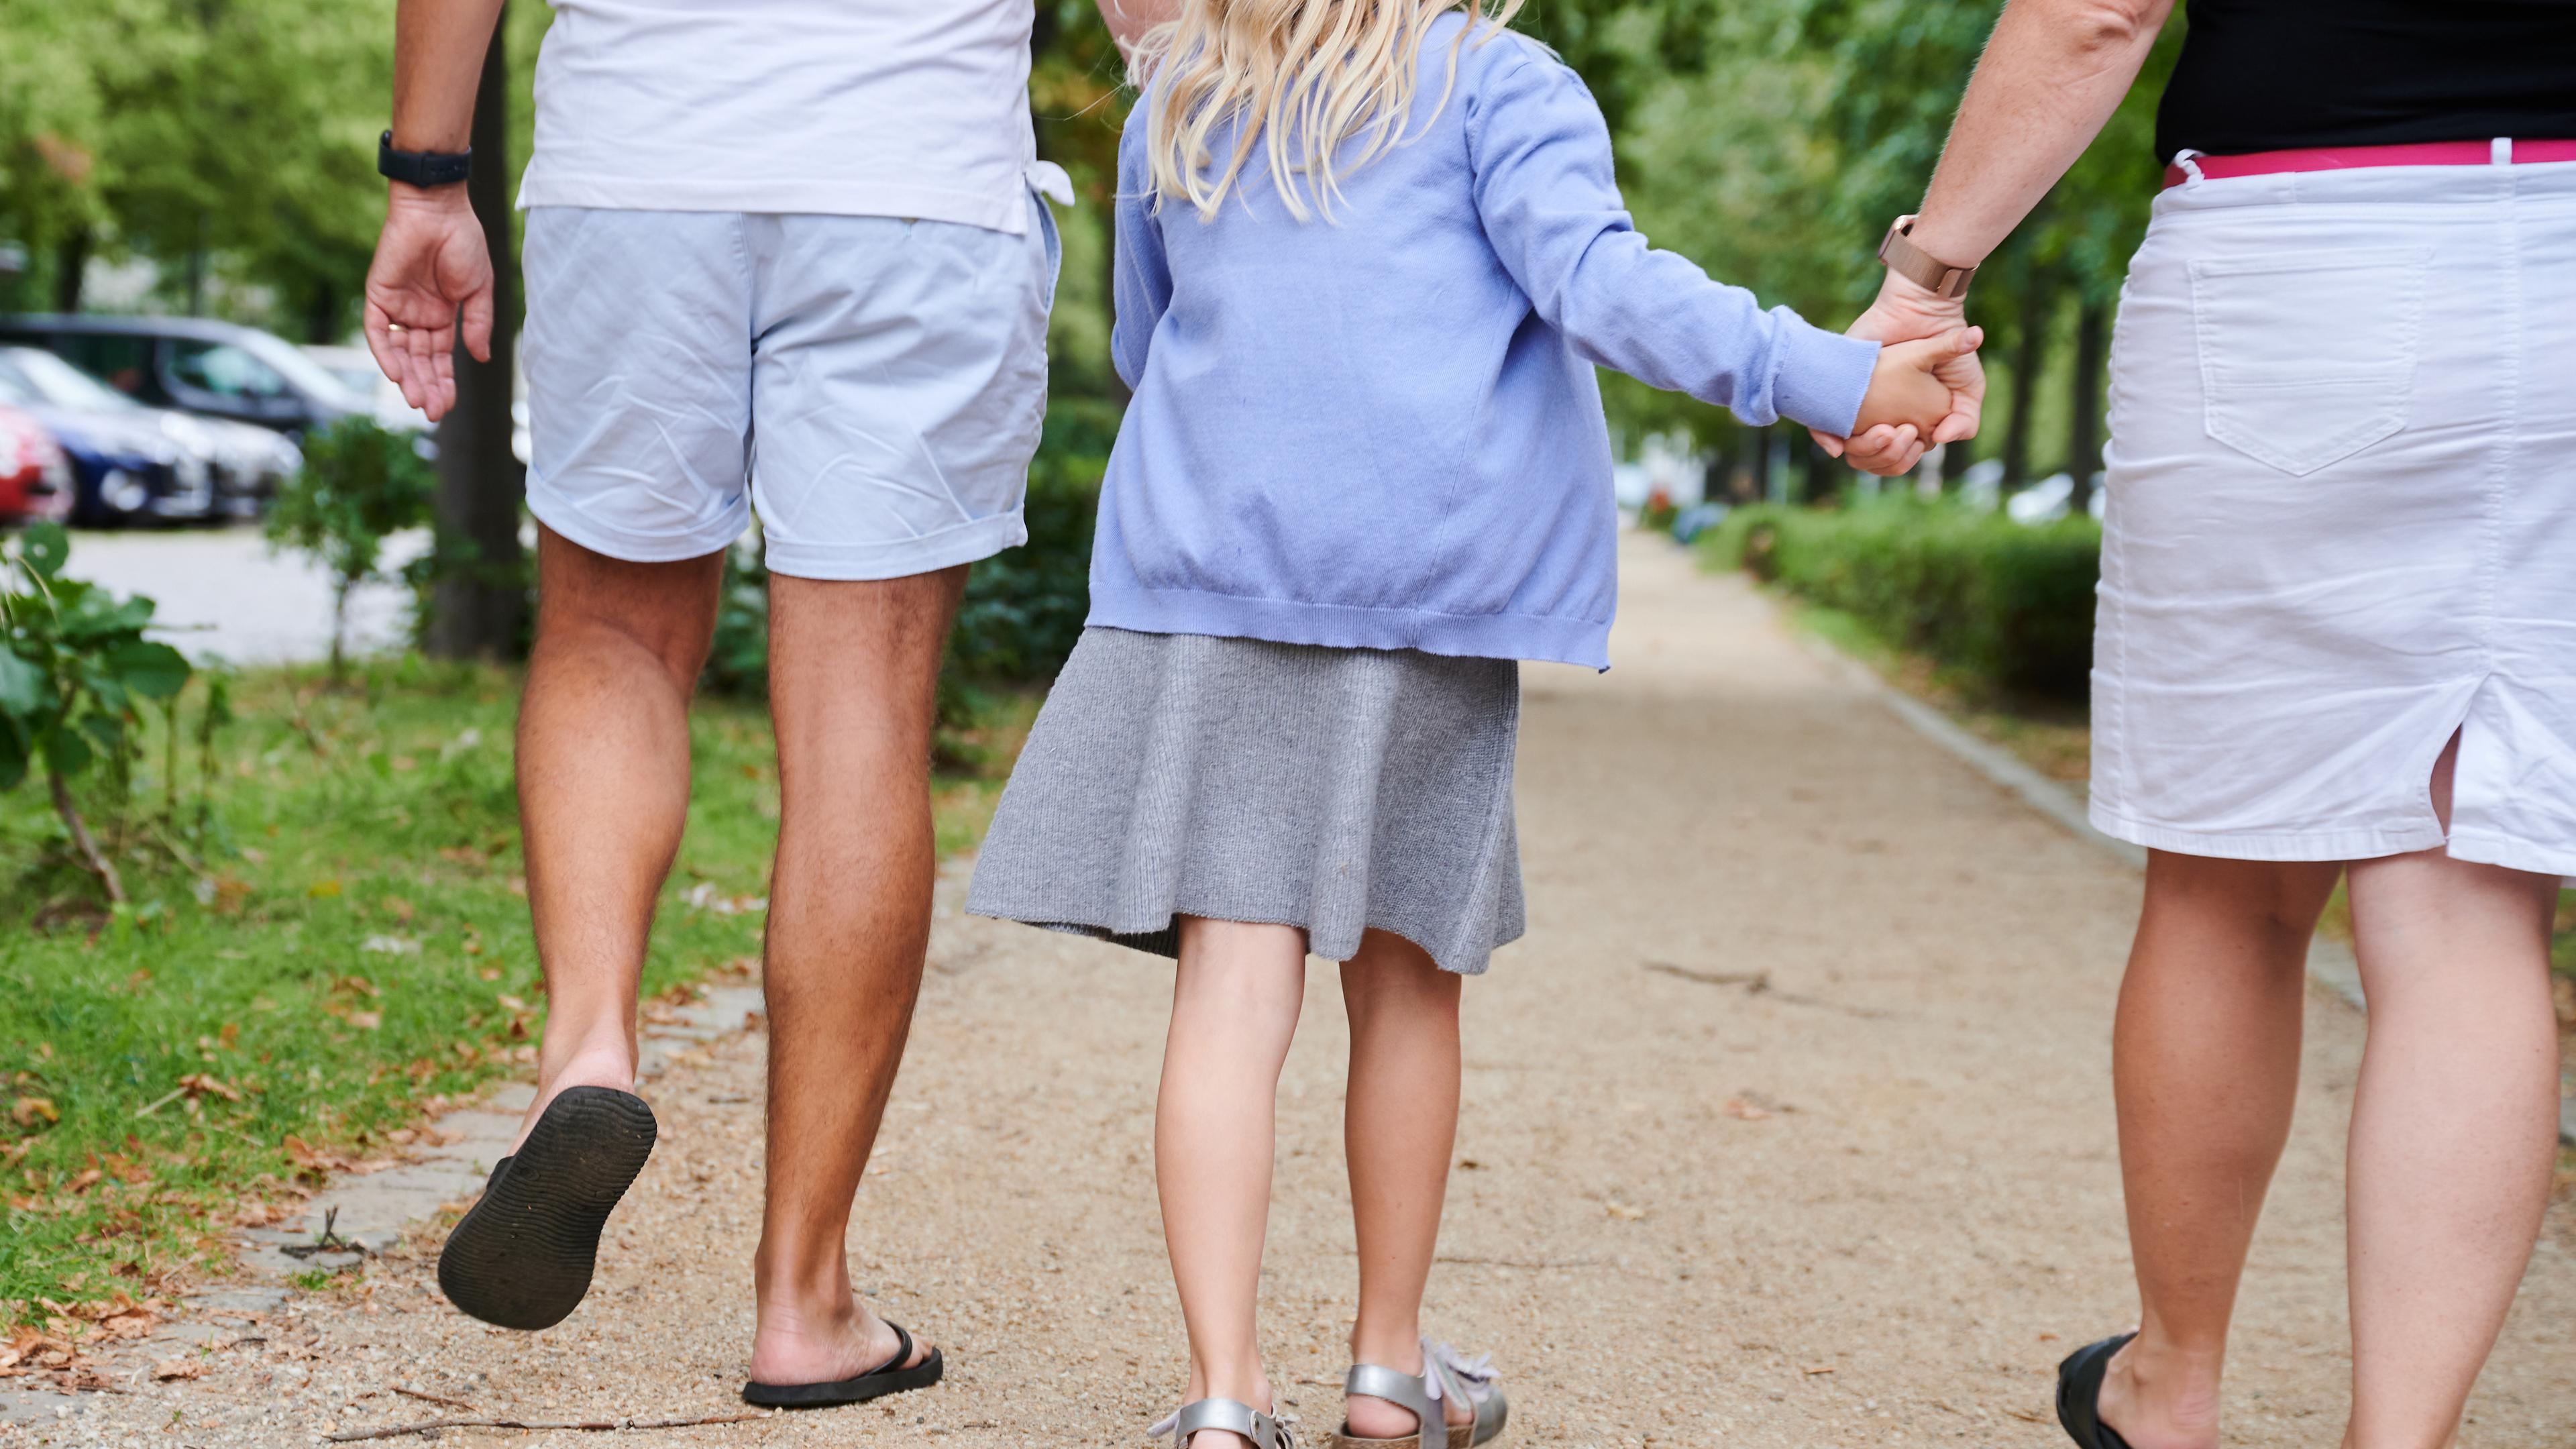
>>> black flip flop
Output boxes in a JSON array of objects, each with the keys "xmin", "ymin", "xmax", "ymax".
[
  {"xmin": 743, "ymin": 1321, "xmax": 945, "ymax": 1409},
  {"xmin": 436, "ymin": 1084, "xmax": 657, "ymax": 1330},
  {"xmin": 2055, "ymin": 1332, "xmax": 2139, "ymax": 1449}
]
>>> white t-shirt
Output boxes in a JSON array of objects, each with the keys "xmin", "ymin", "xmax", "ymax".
[{"xmin": 517, "ymin": 0, "xmax": 1051, "ymax": 234}]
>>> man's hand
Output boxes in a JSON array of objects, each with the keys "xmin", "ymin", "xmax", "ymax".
[
  {"xmin": 363, "ymin": 182, "xmax": 494, "ymax": 423},
  {"xmin": 1815, "ymin": 271, "xmax": 1986, "ymax": 476}
]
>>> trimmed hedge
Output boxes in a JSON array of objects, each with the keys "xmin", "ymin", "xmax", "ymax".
[{"xmin": 1701, "ymin": 498, "xmax": 2100, "ymax": 700}]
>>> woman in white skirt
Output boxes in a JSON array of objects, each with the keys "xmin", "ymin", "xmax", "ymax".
[{"xmin": 1823, "ymin": 2, "xmax": 2575, "ymax": 1446}]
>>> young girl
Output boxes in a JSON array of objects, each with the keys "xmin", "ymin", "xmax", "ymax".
[{"xmin": 967, "ymin": 2, "xmax": 1975, "ymax": 1444}]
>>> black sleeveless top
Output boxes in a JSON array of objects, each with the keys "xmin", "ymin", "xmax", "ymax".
[{"xmin": 2155, "ymin": 0, "xmax": 2576, "ymax": 161}]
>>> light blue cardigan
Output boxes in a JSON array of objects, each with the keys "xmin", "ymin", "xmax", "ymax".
[{"xmin": 1093, "ymin": 17, "xmax": 1877, "ymax": 669}]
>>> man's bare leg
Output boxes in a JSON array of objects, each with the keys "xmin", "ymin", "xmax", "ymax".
[
  {"xmin": 745, "ymin": 566, "xmax": 963, "ymax": 1383},
  {"xmin": 514, "ymin": 527, "xmax": 723, "ymax": 1147}
]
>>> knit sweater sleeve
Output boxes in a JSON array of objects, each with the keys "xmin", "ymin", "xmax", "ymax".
[
  {"xmin": 1462, "ymin": 43, "xmax": 1877, "ymax": 435},
  {"xmin": 1112, "ymin": 115, "xmax": 1175, "ymax": 394}
]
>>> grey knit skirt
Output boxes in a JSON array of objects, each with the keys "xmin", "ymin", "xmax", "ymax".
[{"xmin": 965, "ymin": 627, "xmax": 1525, "ymax": 975}]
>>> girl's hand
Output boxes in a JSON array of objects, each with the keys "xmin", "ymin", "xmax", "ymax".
[
  {"xmin": 1819, "ymin": 273, "xmax": 1988, "ymax": 476},
  {"xmin": 1847, "ymin": 327, "xmax": 1984, "ymax": 476}
]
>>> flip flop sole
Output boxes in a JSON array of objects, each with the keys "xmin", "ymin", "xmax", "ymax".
[
  {"xmin": 437, "ymin": 1085, "xmax": 656, "ymax": 1330},
  {"xmin": 743, "ymin": 1347, "xmax": 945, "ymax": 1408}
]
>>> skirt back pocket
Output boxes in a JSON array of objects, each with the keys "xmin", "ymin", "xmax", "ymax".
[{"xmin": 2188, "ymin": 247, "xmax": 2429, "ymax": 476}]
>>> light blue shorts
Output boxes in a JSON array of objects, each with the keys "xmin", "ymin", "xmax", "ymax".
[{"xmin": 519, "ymin": 193, "xmax": 1061, "ymax": 580}]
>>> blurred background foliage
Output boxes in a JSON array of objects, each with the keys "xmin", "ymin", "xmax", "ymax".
[{"xmin": 3, "ymin": 0, "xmax": 2180, "ymax": 491}]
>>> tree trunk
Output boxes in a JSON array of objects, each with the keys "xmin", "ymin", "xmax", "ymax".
[
  {"xmin": 1939, "ymin": 410, "xmax": 1976, "ymax": 488},
  {"xmin": 1799, "ymin": 432, "xmax": 1834, "ymax": 505},
  {"xmin": 2000, "ymin": 282, "xmax": 2049, "ymax": 490},
  {"xmin": 2064, "ymin": 299, "xmax": 2108, "ymax": 518},
  {"xmin": 330, "ymin": 577, "xmax": 352, "ymax": 685},
  {"xmin": 428, "ymin": 4, "xmax": 526, "ymax": 663},
  {"xmin": 307, "ymin": 280, "xmax": 340, "ymax": 345},
  {"xmin": 52, "ymin": 227, "xmax": 89, "ymax": 313}
]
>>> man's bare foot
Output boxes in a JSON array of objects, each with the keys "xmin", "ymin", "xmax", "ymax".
[
  {"xmin": 511, "ymin": 1039, "xmax": 637, "ymax": 1154},
  {"xmin": 2094, "ymin": 1334, "xmax": 2223, "ymax": 1449},
  {"xmin": 749, "ymin": 1293, "xmax": 934, "ymax": 1387}
]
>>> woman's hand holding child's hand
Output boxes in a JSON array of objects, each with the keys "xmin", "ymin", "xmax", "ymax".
[{"xmin": 1847, "ymin": 327, "xmax": 1984, "ymax": 475}]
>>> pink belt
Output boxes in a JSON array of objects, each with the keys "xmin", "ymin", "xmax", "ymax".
[{"xmin": 2161, "ymin": 138, "xmax": 2576, "ymax": 189}]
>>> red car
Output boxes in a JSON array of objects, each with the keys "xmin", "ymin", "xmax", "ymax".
[{"xmin": 0, "ymin": 402, "xmax": 72, "ymax": 526}]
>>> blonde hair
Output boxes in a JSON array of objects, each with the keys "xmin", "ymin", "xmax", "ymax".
[{"xmin": 1138, "ymin": 0, "xmax": 1525, "ymax": 222}]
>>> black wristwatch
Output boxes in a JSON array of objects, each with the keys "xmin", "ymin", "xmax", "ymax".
[{"xmin": 378, "ymin": 131, "xmax": 472, "ymax": 188}]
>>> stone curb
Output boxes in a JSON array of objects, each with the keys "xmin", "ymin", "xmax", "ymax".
[{"xmin": 1, "ymin": 976, "xmax": 773, "ymax": 1427}]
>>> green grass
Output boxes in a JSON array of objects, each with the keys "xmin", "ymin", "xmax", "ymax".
[{"xmin": 0, "ymin": 658, "xmax": 1028, "ymax": 1319}]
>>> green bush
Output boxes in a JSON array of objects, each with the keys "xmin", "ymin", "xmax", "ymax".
[
  {"xmin": 1703, "ymin": 497, "xmax": 2100, "ymax": 700},
  {"xmin": 264, "ymin": 418, "xmax": 433, "ymax": 682},
  {"xmin": 0, "ymin": 523, "xmax": 199, "ymax": 904}
]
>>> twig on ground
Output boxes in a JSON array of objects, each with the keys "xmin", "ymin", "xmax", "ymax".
[
  {"xmin": 281, "ymin": 1206, "xmax": 372, "ymax": 1261},
  {"xmin": 390, "ymin": 1385, "xmax": 476, "ymax": 1411},
  {"xmin": 1644, "ymin": 961, "xmax": 1770, "ymax": 989},
  {"xmin": 326, "ymin": 1411, "xmax": 767, "ymax": 1442},
  {"xmin": 1643, "ymin": 961, "xmax": 1904, "ymax": 1020},
  {"xmin": 132, "ymin": 1086, "xmax": 190, "ymax": 1119},
  {"xmin": 148, "ymin": 820, "xmax": 212, "ymax": 889}
]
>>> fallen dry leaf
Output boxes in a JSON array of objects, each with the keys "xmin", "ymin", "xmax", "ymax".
[
  {"xmin": 178, "ymin": 1073, "xmax": 243, "ymax": 1102},
  {"xmin": 1721, "ymin": 1097, "xmax": 1772, "ymax": 1121},
  {"xmin": 1603, "ymin": 1199, "xmax": 1645, "ymax": 1220},
  {"xmin": 97, "ymin": 1310, "xmax": 156, "ymax": 1340},
  {"xmin": 10, "ymin": 1096, "xmax": 56, "ymax": 1127},
  {"xmin": 152, "ymin": 1356, "xmax": 204, "ymax": 1381}
]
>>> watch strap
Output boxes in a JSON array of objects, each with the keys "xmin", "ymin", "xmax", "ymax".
[
  {"xmin": 1878, "ymin": 215, "xmax": 1975, "ymax": 299},
  {"xmin": 378, "ymin": 131, "xmax": 472, "ymax": 189}
]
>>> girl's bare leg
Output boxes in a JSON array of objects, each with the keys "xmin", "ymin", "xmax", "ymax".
[
  {"xmin": 2339, "ymin": 745, "xmax": 2559, "ymax": 1449},
  {"xmin": 1339, "ymin": 930, "xmax": 1475, "ymax": 1441},
  {"xmin": 2094, "ymin": 851, "xmax": 2341, "ymax": 1449},
  {"xmin": 1160, "ymin": 917, "xmax": 1308, "ymax": 1449}
]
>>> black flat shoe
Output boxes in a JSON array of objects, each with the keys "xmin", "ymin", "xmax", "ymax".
[
  {"xmin": 743, "ymin": 1320, "xmax": 945, "ymax": 1409},
  {"xmin": 436, "ymin": 1085, "xmax": 657, "ymax": 1330},
  {"xmin": 2055, "ymin": 1332, "xmax": 2139, "ymax": 1449}
]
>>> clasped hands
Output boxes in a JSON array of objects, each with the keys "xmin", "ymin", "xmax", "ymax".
[{"xmin": 1813, "ymin": 272, "xmax": 1986, "ymax": 477}]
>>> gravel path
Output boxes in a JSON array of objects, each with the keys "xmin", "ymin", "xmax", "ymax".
[{"xmin": 23, "ymin": 535, "xmax": 2573, "ymax": 1448}]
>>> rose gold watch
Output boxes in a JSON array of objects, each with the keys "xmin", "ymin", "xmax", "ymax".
[{"xmin": 1878, "ymin": 215, "xmax": 1976, "ymax": 300}]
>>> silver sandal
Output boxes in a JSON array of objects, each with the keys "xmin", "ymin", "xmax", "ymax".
[
  {"xmin": 1150, "ymin": 1396, "xmax": 1297, "ymax": 1449},
  {"xmin": 1326, "ymin": 1340, "xmax": 1507, "ymax": 1449}
]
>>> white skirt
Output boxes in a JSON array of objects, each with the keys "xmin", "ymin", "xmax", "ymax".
[{"xmin": 2090, "ymin": 152, "xmax": 2576, "ymax": 876}]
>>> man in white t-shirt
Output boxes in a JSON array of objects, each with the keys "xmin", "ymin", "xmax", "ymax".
[{"xmin": 361, "ymin": 0, "xmax": 1168, "ymax": 1405}]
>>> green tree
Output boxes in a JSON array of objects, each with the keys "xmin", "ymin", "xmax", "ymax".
[{"xmin": 264, "ymin": 418, "xmax": 433, "ymax": 682}]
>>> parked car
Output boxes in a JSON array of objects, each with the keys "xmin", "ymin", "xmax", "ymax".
[
  {"xmin": 302, "ymin": 341, "xmax": 527, "ymax": 466},
  {"xmin": 0, "ymin": 402, "xmax": 74, "ymax": 527},
  {"xmin": 0, "ymin": 346, "xmax": 211, "ymax": 525},
  {"xmin": 302, "ymin": 342, "xmax": 433, "ymax": 434},
  {"xmin": 0, "ymin": 314, "xmax": 368, "ymax": 439}
]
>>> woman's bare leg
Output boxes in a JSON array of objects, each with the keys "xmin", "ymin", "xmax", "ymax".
[
  {"xmin": 1338, "ymin": 930, "xmax": 1474, "ymax": 1442},
  {"xmin": 2094, "ymin": 851, "xmax": 2341, "ymax": 1449},
  {"xmin": 2339, "ymin": 745, "xmax": 2559, "ymax": 1449},
  {"xmin": 1160, "ymin": 917, "xmax": 1307, "ymax": 1448}
]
